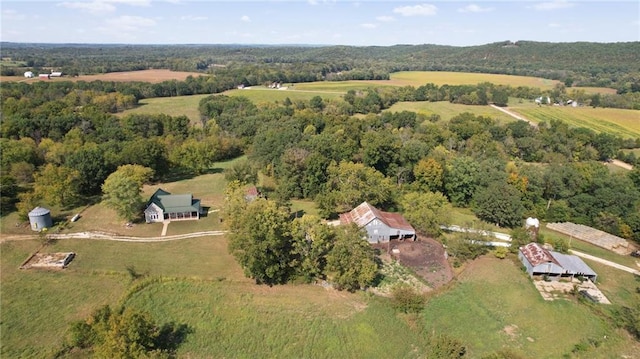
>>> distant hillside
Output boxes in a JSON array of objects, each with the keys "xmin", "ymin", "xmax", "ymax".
[{"xmin": 1, "ymin": 41, "xmax": 638, "ymax": 91}]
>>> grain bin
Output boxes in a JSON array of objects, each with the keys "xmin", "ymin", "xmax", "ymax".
[{"xmin": 28, "ymin": 207, "xmax": 53, "ymax": 231}]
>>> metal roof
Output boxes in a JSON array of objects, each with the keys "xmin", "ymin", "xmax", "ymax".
[
  {"xmin": 520, "ymin": 242, "xmax": 559, "ymax": 267},
  {"xmin": 340, "ymin": 202, "xmax": 415, "ymax": 232},
  {"xmin": 550, "ymin": 252, "xmax": 597, "ymax": 277},
  {"xmin": 28, "ymin": 206, "xmax": 51, "ymax": 216},
  {"xmin": 148, "ymin": 189, "xmax": 200, "ymax": 213}
]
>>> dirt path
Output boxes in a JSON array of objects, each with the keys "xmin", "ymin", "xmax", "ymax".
[
  {"xmin": 569, "ymin": 249, "xmax": 640, "ymax": 275},
  {"xmin": 490, "ymin": 104, "xmax": 536, "ymax": 126},
  {"xmin": 610, "ymin": 159, "xmax": 634, "ymax": 170},
  {"xmin": 0, "ymin": 230, "xmax": 228, "ymax": 243}
]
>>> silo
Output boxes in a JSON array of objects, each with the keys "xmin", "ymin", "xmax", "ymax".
[{"xmin": 28, "ymin": 207, "xmax": 53, "ymax": 231}]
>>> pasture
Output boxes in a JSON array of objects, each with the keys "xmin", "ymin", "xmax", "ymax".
[
  {"xmin": 421, "ymin": 256, "xmax": 637, "ymax": 358},
  {"xmin": 119, "ymin": 94, "xmax": 209, "ymax": 124},
  {"xmin": 225, "ymin": 86, "xmax": 345, "ymax": 102},
  {"xmin": 368, "ymin": 71, "xmax": 561, "ymax": 90},
  {"xmin": 387, "ymin": 101, "xmax": 517, "ymax": 124},
  {"xmin": 3, "ymin": 231, "xmax": 637, "ymax": 358},
  {"xmin": 508, "ymin": 103, "xmax": 640, "ymax": 138}
]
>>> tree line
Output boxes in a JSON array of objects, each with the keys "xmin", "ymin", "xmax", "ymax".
[{"xmin": 2, "ymin": 41, "xmax": 639, "ymax": 94}]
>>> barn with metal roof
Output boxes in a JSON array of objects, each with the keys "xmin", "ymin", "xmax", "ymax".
[
  {"xmin": 519, "ymin": 242, "xmax": 597, "ymax": 282},
  {"xmin": 339, "ymin": 202, "xmax": 415, "ymax": 243}
]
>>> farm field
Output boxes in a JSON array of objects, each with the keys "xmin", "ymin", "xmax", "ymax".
[
  {"xmin": 119, "ymin": 86, "xmax": 345, "ymax": 123},
  {"xmin": 507, "ymin": 103, "xmax": 640, "ymax": 138},
  {"xmin": 118, "ymin": 93, "xmax": 209, "ymax": 124},
  {"xmin": 365, "ymin": 71, "xmax": 561, "ymax": 90},
  {"xmin": 387, "ymin": 101, "xmax": 516, "ymax": 124},
  {"xmin": 225, "ymin": 86, "xmax": 346, "ymax": 102},
  {"xmin": 0, "ymin": 69, "xmax": 207, "ymax": 83}
]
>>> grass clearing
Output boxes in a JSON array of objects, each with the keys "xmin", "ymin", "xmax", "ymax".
[
  {"xmin": 225, "ymin": 86, "xmax": 345, "ymax": 102},
  {"xmin": 421, "ymin": 256, "xmax": 634, "ymax": 358},
  {"xmin": 118, "ymin": 93, "xmax": 209, "ymax": 124},
  {"xmin": 387, "ymin": 101, "xmax": 516, "ymax": 124},
  {"xmin": 508, "ymin": 103, "xmax": 640, "ymax": 138},
  {"xmin": 373, "ymin": 71, "xmax": 562, "ymax": 90}
]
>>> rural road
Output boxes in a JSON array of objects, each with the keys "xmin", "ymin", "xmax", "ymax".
[
  {"xmin": 610, "ymin": 159, "xmax": 634, "ymax": 170},
  {"xmin": 0, "ymin": 230, "xmax": 227, "ymax": 243},
  {"xmin": 569, "ymin": 250, "xmax": 640, "ymax": 275},
  {"xmin": 489, "ymin": 104, "xmax": 536, "ymax": 126}
]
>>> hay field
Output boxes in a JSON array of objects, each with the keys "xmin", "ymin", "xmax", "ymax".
[
  {"xmin": 369, "ymin": 71, "xmax": 562, "ymax": 90},
  {"xmin": 74, "ymin": 69, "xmax": 206, "ymax": 83},
  {"xmin": 387, "ymin": 101, "xmax": 516, "ymax": 124},
  {"xmin": 1, "ymin": 69, "xmax": 206, "ymax": 83},
  {"xmin": 509, "ymin": 103, "xmax": 640, "ymax": 138},
  {"xmin": 119, "ymin": 94, "xmax": 209, "ymax": 124}
]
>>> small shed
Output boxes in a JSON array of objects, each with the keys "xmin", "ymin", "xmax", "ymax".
[{"xmin": 28, "ymin": 206, "xmax": 53, "ymax": 231}]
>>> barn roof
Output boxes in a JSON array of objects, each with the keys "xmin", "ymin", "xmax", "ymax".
[
  {"xmin": 519, "ymin": 242, "xmax": 559, "ymax": 267},
  {"xmin": 550, "ymin": 252, "xmax": 597, "ymax": 277},
  {"xmin": 339, "ymin": 202, "xmax": 414, "ymax": 232}
]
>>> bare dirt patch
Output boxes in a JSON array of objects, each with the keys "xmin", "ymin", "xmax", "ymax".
[
  {"xmin": 20, "ymin": 252, "xmax": 75, "ymax": 269},
  {"xmin": 503, "ymin": 324, "xmax": 520, "ymax": 341},
  {"xmin": 385, "ymin": 237, "xmax": 454, "ymax": 289}
]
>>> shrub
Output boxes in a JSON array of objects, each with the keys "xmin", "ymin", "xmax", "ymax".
[{"xmin": 390, "ymin": 284, "xmax": 427, "ymax": 313}]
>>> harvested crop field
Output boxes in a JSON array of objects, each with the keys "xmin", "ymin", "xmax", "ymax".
[{"xmin": 73, "ymin": 69, "xmax": 207, "ymax": 83}]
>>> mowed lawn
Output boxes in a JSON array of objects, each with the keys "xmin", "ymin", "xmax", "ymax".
[{"xmin": 508, "ymin": 103, "xmax": 640, "ymax": 138}]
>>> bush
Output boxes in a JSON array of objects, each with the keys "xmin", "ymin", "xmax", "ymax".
[
  {"xmin": 390, "ymin": 284, "xmax": 427, "ymax": 313},
  {"xmin": 494, "ymin": 246, "xmax": 508, "ymax": 259}
]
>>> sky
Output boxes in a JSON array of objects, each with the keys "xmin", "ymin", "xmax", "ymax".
[{"xmin": 1, "ymin": 0, "xmax": 639, "ymax": 46}]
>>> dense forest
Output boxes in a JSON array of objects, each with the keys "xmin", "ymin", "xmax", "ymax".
[{"xmin": 2, "ymin": 41, "xmax": 640, "ymax": 93}]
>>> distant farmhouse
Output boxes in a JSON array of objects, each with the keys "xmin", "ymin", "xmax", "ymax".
[
  {"xmin": 339, "ymin": 202, "xmax": 415, "ymax": 243},
  {"xmin": 144, "ymin": 189, "xmax": 202, "ymax": 223},
  {"xmin": 518, "ymin": 242, "xmax": 597, "ymax": 282}
]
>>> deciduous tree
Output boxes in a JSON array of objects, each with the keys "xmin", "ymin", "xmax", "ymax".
[{"xmin": 101, "ymin": 165, "xmax": 153, "ymax": 221}]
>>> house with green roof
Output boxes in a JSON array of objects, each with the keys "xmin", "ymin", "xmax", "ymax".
[{"xmin": 144, "ymin": 188, "xmax": 202, "ymax": 223}]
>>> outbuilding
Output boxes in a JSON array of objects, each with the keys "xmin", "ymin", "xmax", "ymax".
[
  {"xmin": 519, "ymin": 242, "xmax": 597, "ymax": 282},
  {"xmin": 28, "ymin": 206, "xmax": 53, "ymax": 231},
  {"xmin": 339, "ymin": 201, "xmax": 416, "ymax": 243}
]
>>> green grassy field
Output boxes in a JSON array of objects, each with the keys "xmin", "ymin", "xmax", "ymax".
[
  {"xmin": 117, "ymin": 94, "xmax": 209, "ymax": 124},
  {"xmin": 386, "ymin": 101, "xmax": 516, "ymax": 124},
  {"xmin": 508, "ymin": 102, "xmax": 640, "ymax": 138},
  {"xmin": 4, "ymin": 233, "xmax": 636, "ymax": 358},
  {"xmin": 225, "ymin": 86, "xmax": 346, "ymax": 102},
  {"xmin": 375, "ymin": 71, "xmax": 561, "ymax": 90},
  {"xmin": 421, "ymin": 256, "xmax": 638, "ymax": 358}
]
